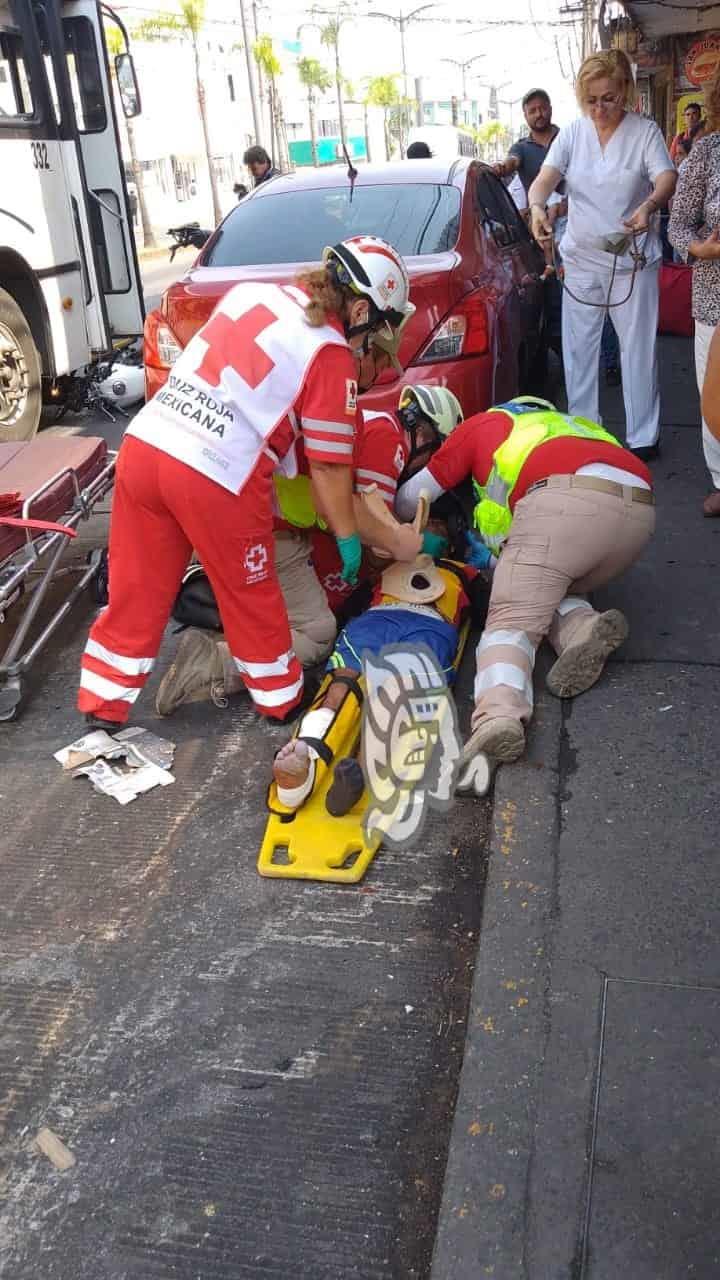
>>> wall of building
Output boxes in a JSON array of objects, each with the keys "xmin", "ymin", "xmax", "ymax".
[{"xmin": 612, "ymin": 21, "xmax": 720, "ymax": 143}]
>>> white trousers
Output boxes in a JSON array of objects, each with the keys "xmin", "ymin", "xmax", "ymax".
[
  {"xmin": 694, "ymin": 319, "xmax": 720, "ymax": 490},
  {"xmin": 562, "ymin": 259, "xmax": 660, "ymax": 449}
]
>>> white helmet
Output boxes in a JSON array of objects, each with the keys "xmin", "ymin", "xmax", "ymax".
[
  {"xmin": 323, "ymin": 235, "xmax": 415, "ymax": 339},
  {"xmin": 399, "ymin": 384, "xmax": 463, "ymax": 440}
]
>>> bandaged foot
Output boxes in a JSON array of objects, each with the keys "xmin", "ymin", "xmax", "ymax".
[{"xmin": 273, "ymin": 707, "xmax": 335, "ymax": 810}]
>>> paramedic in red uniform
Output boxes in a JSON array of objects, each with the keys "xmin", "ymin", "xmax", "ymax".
[
  {"xmin": 77, "ymin": 235, "xmax": 414, "ymax": 726},
  {"xmin": 396, "ymin": 397, "xmax": 655, "ymax": 764},
  {"xmin": 152, "ymin": 368, "xmax": 463, "ymax": 715},
  {"xmin": 312, "ymin": 382, "xmax": 464, "ymax": 613}
]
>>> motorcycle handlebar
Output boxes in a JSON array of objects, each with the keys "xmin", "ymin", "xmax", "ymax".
[{"xmin": 167, "ymin": 222, "xmax": 213, "ymax": 260}]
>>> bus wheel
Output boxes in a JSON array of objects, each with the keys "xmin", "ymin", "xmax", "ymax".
[{"xmin": 0, "ymin": 288, "xmax": 42, "ymax": 442}]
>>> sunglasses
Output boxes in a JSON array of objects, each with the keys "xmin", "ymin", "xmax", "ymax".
[{"xmin": 586, "ymin": 93, "xmax": 622, "ymax": 108}]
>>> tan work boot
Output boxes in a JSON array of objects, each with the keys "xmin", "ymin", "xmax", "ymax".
[
  {"xmin": 155, "ymin": 629, "xmax": 227, "ymax": 716},
  {"xmin": 546, "ymin": 608, "xmax": 628, "ymax": 699},
  {"xmin": 461, "ymin": 716, "xmax": 526, "ymax": 765}
]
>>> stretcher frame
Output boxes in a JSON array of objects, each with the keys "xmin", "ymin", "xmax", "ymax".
[
  {"xmin": 0, "ymin": 452, "xmax": 116, "ymax": 721},
  {"xmin": 258, "ymin": 617, "xmax": 471, "ymax": 884}
]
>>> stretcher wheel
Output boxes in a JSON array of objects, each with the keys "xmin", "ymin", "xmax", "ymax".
[
  {"xmin": 0, "ymin": 675, "xmax": 24, "ymax": 722},
  {"xmin": 88, "ymin": 548, "xmax": 109, "ymax": 606}
]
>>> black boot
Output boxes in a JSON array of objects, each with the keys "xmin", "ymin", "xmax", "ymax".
[
  {"xmin": 325, "ymin": 757, "xmax": 365, "ymax": 817},
  {"xmin": 84, "ymin": 713, "xmax": 119, "ymax": 732}
]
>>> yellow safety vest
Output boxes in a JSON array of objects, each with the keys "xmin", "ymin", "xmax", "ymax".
[
  {"xmin": 473, "ymin": 397, "xmax": 622, "ymax": 553},
  {"xmin": 273, "ymin": 474, "xmax": 328, "ymax": 531}
]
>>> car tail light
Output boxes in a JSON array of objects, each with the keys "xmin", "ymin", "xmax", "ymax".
[
  {"xmin": 413, "ymin": 292, "xmax": 489, "ymax": 363},
  {"xmin": 144, "ymin": 310, "xmax": 184, "ymax": 368}
]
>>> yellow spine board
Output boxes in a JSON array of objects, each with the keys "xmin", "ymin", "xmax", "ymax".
[{"xmin": 257, "ymin": 619, "xmax": 470, "ymax": 884}]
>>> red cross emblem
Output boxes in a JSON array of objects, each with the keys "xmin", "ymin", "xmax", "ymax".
[
  {"xmin": 195, "ymin": 303, "xmax": 276, "ymax": 389},
  {"xmin": 244, "ymin": 542, "xmax": 269, "ymax": 575},
  {"xmin": 385, "ymin": 276, "xmax": 397, "ymax": 293}
]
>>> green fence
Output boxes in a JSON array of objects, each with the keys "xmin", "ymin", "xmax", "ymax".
[{"xmin": 288, "ymin": 135, "xmax": 367, "ymax": 167}]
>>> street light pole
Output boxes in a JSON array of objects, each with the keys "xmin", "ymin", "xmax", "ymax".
[
  {"xmin": 498, "ymin": 95, "xmax": 522, "ymax": 139},
  {"xmin": 367, "ymin": 4, "xmax": 436, "ymax": 154},
  {"xmin": 441, "ymin": 54, "xmax": 485, "ymax": 122}
]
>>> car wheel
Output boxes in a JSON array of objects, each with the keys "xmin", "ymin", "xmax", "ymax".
[{"xmin": 0, "ymin": 288, "xmax": 42, "ymax": 442}]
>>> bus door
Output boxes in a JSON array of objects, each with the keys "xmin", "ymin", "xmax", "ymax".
[
  {"xmin": 61, "ymin": 0, "xmax": 143, "ymax": 339},
  {"xmin": 1, "ymin": 0, "xmax": 96, "ymax": 377}
]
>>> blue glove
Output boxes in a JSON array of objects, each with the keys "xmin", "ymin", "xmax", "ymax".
[
  {"xmin": 422, "ymin": 530, "xmax": 448, "ymax": 559},
  {"xmin": 336, "ymin": 532, "xmax": 362, "ymax": 585},
  {"xmin": 465, "ymin": 530, "xmax": 494, "ymax": 570}
]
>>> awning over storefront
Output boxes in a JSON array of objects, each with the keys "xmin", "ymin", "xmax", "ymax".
[{"xmin": 617, "ymin": 0, "xmax": 720, "ymax": 38}]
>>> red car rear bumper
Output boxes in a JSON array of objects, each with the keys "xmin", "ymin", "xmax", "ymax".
[
  {"xmin": 144, "ymin": 352, "xmax": 495, "ymax": 420},
  {"xmin": 359, "ymin": 354, "xmax": 494, "ymax": 419}
]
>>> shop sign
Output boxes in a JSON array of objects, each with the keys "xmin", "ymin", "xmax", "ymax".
[{"xmin": 685, "ymin": 34, "xmax": 720, "ymax": 87}]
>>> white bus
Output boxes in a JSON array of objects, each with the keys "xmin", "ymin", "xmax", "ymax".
[{"xmin": 0, "ymin": 0, "xmax": 144, "ymax": 440}]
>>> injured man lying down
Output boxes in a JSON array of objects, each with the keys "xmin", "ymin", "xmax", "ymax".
[{"xmin": 271, "ymin": 503, "xmax": 491, "ymax": 818}]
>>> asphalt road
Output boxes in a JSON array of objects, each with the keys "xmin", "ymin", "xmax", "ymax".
[
  {"xmin": 0, "ymin": 401, "xmax": 492, "ymax": 1278},
  {"xmin": 141, "ymin": 245, "xmax": 197, "ymax": 313}
]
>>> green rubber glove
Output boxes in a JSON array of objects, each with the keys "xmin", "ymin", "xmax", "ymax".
[
  {"xmin": 336, "ymin": 532, "xmax": 362, "ymax": 585},
  {"xmin": 422, "ymin": 530, "xmax": 448, "ymax": 559}
]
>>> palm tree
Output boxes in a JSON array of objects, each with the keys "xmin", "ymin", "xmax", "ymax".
[
  {"xmin": 133, "ymin": 1, "xmax": 222, "ymax": 225},
  {"xmin": 104, "ymin": 23, "xmax": 156, "ymax": 248},
  {"xmin": 475, "ymin": 120, "xmax": 510, "ymax": 163},
  {"xmin": 319, "ymin": 14, "xmax": 350, "ymax": 153},
  {"xmin": 253, "ymin": 35, "xmax": 289, "ymax": 171},
  {"xmin": 297, "ymin": 57, "xmax": 332, "ymax": 167},
  {"xmin": 365, "ymin": 74, "xmax": 401, "ymax": 161}
]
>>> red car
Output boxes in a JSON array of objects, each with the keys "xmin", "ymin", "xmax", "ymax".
[{"xmin": 144, "ymin": 159, "xmax": 546, "ymax": 417}]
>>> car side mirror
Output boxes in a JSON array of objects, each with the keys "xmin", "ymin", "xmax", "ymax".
[{"xmin": 115, "ymin": 53, "xmax": 141, "ymax": 119}]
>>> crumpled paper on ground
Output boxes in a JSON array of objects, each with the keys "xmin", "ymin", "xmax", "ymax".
[{"xmin": 54, "ymin": 727, "xmax": 175, "ymax": 804}]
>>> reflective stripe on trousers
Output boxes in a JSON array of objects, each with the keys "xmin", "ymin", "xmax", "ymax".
[{"xmin": 471, "ymin": 627, "xmax": 537, "ymax": 730}]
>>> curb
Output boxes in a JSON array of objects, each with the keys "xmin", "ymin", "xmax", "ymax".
[
  {"xmin": 137, "ymin": 243, "xmax": 196, "ymax": 264},
  {"xmin": 137, "ymin": 244, "xmax": 170, "ymax": 262},
  {"xmin": 431, "ymin": 678, "xmax": 563, "ymax": 1278}
]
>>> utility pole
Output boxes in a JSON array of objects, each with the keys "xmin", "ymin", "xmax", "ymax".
[
  {"xmin": 441, "ymin": 54, "xmax": 485, "ymax": 123},
  {"xmin": 238, "ymin": 0, "xmax": 261, "ymax": 142},
  {"xmin": 583, "ymin": 0, "xmax": 595, "ymax": 60},
  {"xmin": 559, "ymin": 0, "xmax": 594, "ymax": 61},
  {"xmin": 252, "ymin": 0, "xmax": 264, "ymax": 140},
  {"xmin": 367, "ymin": 4, "xmax": 436, "ymax": 153}
]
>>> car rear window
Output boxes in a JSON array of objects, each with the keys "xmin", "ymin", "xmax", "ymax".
[{"xmin": 204, "ymin": 183, "xmax": 461, "ymax": 267}]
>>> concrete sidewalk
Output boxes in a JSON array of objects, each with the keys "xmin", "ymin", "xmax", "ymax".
[{"xmin": 432, "ymin": 335, "xmax": 720, "ymax": 1279}]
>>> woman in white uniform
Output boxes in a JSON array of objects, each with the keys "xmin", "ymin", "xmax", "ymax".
[{"xmin": 528, "ymin": 50, "xmax": 676, "ymax": 460}]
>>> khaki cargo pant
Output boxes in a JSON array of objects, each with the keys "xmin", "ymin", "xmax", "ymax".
[
  {"xmin": 221, "ymin": 531, "xmax": 337, "ymax": 693},
  {"xmin": 471, "ymin": 476, "xmax": 655, "ymax": 732}
]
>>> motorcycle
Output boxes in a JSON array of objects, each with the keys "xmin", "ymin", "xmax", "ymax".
[
  {"xmin": 167, "ymin": 221, "xmax": 212, "ymax": 261},
  {"xmin": 43, "ymin": 225, "xmax": 213, "ymax": 423},
  {"xmin": 44, "ymin": 338, "xmax": 145, "ymax": 424}
]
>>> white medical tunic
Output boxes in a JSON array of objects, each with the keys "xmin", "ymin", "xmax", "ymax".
[{"xmin": 545, "ymin": 112, "xmax": 673, "ymax": 272}]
